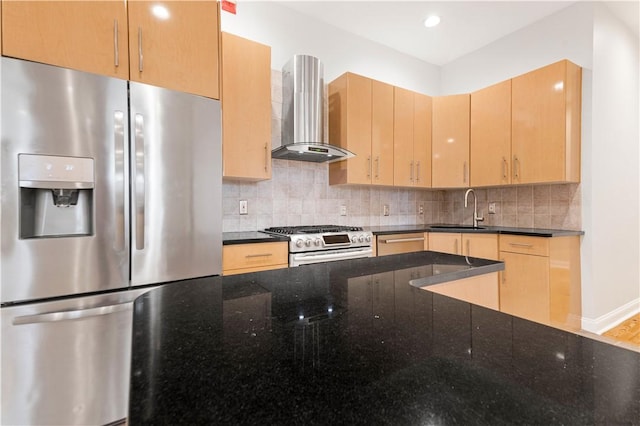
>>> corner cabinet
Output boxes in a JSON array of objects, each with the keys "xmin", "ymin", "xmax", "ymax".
[
  {"xmin": 329, "ymin": 73, "xmax": 394, "ymax": 186},
  {"xmin": 511, "ymin": 60, "xmax": 581, "ymax": 184},
  {"xmin": 2, "ymin": 1, "xmax": 221, "ymax": 99},
  {"xmin": 1, "ymin": 1, "xmax": 129, "ymax": 79},
  {"xmin": 470, "ymin": 80, "xmax": 512, "ymax": 187},
  {"xmin": 432, "ymin": 94, "xmax": 470, "ymax": 188},
  {"xmin": 221, "ymin": 32, "xmax": 272, "ymax": 181},
  {"xmin": 393, "ymin": 88, "xmax": 432, "ymax": 188}
]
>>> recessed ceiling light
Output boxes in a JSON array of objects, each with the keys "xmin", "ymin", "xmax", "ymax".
[{"xmin": 423, "ymin": 15, "xmax": 441, "ymax": 28}]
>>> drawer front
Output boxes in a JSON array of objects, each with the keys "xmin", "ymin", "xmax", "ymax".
[
  {"xmin": 223, "ymin": 242, "xmax": 288, "ymax": 272},
  {"xmin": 499, "ymin": 234, "xmax": 549, "ymax": 256},
  {"xmin": 377, "ymin": 233, "xmax": 426, "ymax": 256}
]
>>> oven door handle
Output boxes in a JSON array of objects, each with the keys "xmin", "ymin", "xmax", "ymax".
[{"xmin": 293, "ymin": 248, "xmax": 373, "ymax": 265}]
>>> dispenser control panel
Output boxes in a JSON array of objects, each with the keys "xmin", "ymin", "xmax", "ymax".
[{"xmin": 18, "ymin": 154, "xmax": 94, "ymax": 188}]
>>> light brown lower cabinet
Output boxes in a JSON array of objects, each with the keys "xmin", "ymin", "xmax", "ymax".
[
  {"xmin": 222, "ymin": 242, "xmax": 288, "ymax": 275},
  {"xmin": 499, "ymin": 235, "xmax": 581, "ymax": 330}
]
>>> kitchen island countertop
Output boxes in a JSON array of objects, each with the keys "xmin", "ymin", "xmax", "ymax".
[{"xmin": 129, "ymin": 252, "xmax": 639, "ymax": 425}]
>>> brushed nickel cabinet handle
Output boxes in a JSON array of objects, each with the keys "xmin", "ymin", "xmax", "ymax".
[
  {"xmin": 416, "ymin": 161, "xmax": 421, "ymax": 183},
  {"xmin": 367, "ymin": 156, "xmax": 371, "ymax": 179},
  {"xmin": 380, "ymin": 237, "xmax": 425, "ymax": 244},
  {"xmin": 509, "ymin": 242, "xmax": 534, "ymax": 248},
  {"xmin": 138, "ymin": 27, "xmax": 144, "ymax": 72},
  {"xmin": 375, "ymin": 156, "xmax": 380, "ymax": 179},
  {"xmin": 502, "ymin": 157, "xmax": 508, "ymax": 179},
  {"xmin": 410, "ymin": 161, "xmax": 414, "ymax": 182},
  {"xmin": 264, "ymin": 143, "xmax": 268, "ymax": 172},
  {"xmin": 514, "ymin": 156, "xmax": 520, "ymax": 179},
  {"xmin": 245, "ymin": 253, "xmax": 273, "ymax": 258},
  {"xmin": 463, "ymin": 161, "xmax": 468, "ymax": 184},
  {"xmin": 114, "ymin": 19, "xmax": 119, "ymax": 67}
]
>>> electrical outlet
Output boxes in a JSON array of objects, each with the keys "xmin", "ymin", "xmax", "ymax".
[
  {"xmin": 239, "ymin": 200, "xmax": 248, "ymax": 215},
  {"xmin": 488, "ymin": 202, "xmax": 496, "ymax": 214},
  {"xmin": 383, "ymin": 204, "xmax": 390, "ymax": 216},
  {"xmin": 340, "ymin": 205, "xmax": 347, "ymax": 216},
  {"xmin": 418, "ymin": 204, "xmax": 424, "ymax": 215}
]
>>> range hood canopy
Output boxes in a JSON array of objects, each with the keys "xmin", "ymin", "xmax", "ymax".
[{"xmin": 272, "ymin": 54, "xmax": 354, "ymax": 163}]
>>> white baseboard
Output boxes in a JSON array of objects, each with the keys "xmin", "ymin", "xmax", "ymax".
[{"xmin": 581, "ymin": 298, "xmax": 640, "ymax": 334}]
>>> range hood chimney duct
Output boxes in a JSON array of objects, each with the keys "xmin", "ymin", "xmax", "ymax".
[{"xmin": 272, "ymin": 55, "xmax": 354, "ymax": 163}]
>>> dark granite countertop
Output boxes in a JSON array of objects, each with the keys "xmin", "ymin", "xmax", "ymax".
[
  {"xmin": 129, "ymin": 252, "xmax": 638, "ymax": 425},
  {"xmin": 223, "ymin": 231, "xmax": 289, "ymax": 245},
  {"xmin": 369, "ymin": 224, "xmax": 585, "ymax": 237}
]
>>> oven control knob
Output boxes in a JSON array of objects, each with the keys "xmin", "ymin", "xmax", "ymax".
[
  {"xmin": 366, "ymin": 235, "xmax": 372, "ymax": 242},
  {"xmin": 351, "ymin": 236, "xmax": 358, "ymax": 243},
  {"xmin": 359, "ymin": 235, "xmax": 365, "ymax": 243},
  {"xmin": 314, "ymin": 239, "xmax": 321, "ymax": 247},
  {"xmin": 305, "ymin": 239, "xmax": 312, "ymax": 247},
  {"xmin": 295, "ymin": 239, "xmax": 304, "ymax": 248}
]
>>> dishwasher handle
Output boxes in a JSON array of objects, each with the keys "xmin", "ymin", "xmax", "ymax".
[{"xmin": 379, "ymin": 237, "xmax": 425, "ymax": 244}]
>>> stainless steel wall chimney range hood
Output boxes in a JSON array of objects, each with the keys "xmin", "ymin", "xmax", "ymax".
[{"xmin": 272, "ymin": 55, "xmax": 354, "ymax": 163}]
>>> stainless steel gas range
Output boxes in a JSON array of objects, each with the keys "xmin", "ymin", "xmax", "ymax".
[{"xmin": 263, "ymin": 225, "xmax": 373, "ymax": 267}]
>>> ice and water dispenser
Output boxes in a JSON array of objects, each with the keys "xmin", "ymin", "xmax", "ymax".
[{"xmin": 18, "ymin": 154, "xmax": 94, "ymax": 239}]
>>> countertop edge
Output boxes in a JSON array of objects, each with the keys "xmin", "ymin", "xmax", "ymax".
[
  {"xmin": 409, "ymin": 260, "xmax": 505, "ymax": 287},
  {"xmin": 369, "ymin": 225, "xmax": 584, "ymax": 237}
]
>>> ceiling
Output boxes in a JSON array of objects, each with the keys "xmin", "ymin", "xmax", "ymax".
[{"xmin": 275, "ymin": 1, "xmax": 640, "ymax": 66}]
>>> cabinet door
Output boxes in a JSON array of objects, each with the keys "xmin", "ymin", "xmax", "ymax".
[
  {"xmin": 462, "ymin": 233, "xmax": 499, "ymax": 260},
  {"xmin": 221, "ymin": 33, "xmax": 271, "ymax": 181},
  {"xmin": 393, "ymin": 87, "xmax": 414, "ymax": 186},
  {"xmin": 428, "ymin": 233, "xmax": 462, "ymax": 255},
  {"xmin": 512, "ymin": 60, "xmax": 581, "ymax": 184},
  {"xmin": 471, "ymin": 80, "xmax": 511, "ymax": 187},
  {"xmin": 128, "ymin": 0, "xmax": 220, "ymax": 98},
  {"xmin": 2, "ymin": 1, "xmax": 129, "ymax": 79},
  {"xmin": 499, "ymin": 251, "xmax": 549, "ymax": 324},
  {"xmin": 432, "ymin": 94, "xmax": 470, "ymax": 188},
  {"xmin": 371, "ymin": 80, "xmax": 394, "ymax": 186},
  {"xmin": 414, "ymin": 93, "xmax": 433, "ymax": 188},
  {"xmin": 329, "ymin": 73, "xmax": 372, "ymax": 185}
]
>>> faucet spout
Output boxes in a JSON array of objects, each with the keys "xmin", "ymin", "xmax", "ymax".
[{"xmin": 464, "ymin": 188, "xmax": 484, "ymax": 228}]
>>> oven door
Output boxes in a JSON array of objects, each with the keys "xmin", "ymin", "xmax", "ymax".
[{"xmin": 290, "ymin": 247, "xmax": 373, "ymax": 267}]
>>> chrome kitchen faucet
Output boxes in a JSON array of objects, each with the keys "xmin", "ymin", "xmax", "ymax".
[{"xmin": 464, "ymin": 188, "xmax": 484, "ymax": 228}]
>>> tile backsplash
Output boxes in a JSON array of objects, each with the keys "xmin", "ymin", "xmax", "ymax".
[{"xmin": 222, "ymin": 69, "xmax": 581, "ymax": 232}]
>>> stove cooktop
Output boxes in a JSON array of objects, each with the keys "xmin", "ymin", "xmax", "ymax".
[{"xmin": 263, "ymin": 225, "xmax": 364, "ymax": 235}]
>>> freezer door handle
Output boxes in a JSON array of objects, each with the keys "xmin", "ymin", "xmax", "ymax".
[
  {"xmin": 132, "ymin": 113, "xmax": 146, "ymax": 250},
  {"xmin": 12, "ymin": 302, "xmax": 132, "ymax": 325},
  {"xmin": 114, "ymin": 111, "xmax": 126, "ymax": 251}
]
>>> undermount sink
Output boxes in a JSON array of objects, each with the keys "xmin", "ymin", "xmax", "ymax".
[{"xmin": 429, "ymin": 225, "xmax": 487, "ymax": 230}]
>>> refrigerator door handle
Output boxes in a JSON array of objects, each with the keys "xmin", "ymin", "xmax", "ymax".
[
  {"xmin": 114, "ymin": 111, "xmax": 126, "ymax": 251},
  {"xmin": 133, "ymin": 113, "xmax": 146, "ymax": 250},
  {"xmin": 12, "ymin": 302, "xmax": 132, "ymax": 325}
]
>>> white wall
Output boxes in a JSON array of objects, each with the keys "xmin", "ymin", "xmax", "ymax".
[
  {"xmin": 442, "ymin": 1, "xmax": 640, "ymax": 332},
  {"xmin": 440, "ymin": 1, "xmax": 594, "ymax": 94},
  {"xmin": 582, "ymin": 3, "xmax": 640, "ymax": 333},
  {"xmin": 220, "ymin": 1, "xmax": 441, "ymax": 95}
]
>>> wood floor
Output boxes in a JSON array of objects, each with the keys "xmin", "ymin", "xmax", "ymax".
[{"xmin": 602, "ymin": 314, "xmax": 640, "ymax": 347}]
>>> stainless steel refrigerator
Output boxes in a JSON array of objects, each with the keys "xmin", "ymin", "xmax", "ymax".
[{"xmin": 1, "ymin": 57, "xmax": 222, "ymax": 425}]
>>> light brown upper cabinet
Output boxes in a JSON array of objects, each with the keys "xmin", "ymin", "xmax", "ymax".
[
  {"xmin": 329, "ymin": 73, "xmax": 394, "ymax": 186},
  {"xmin": 1, "ymin": 1, "xmax": 130, "ymax": 79},
  {"xmin": 432, "ymin": 94, "xmax": 470, "ymax": 188},
  {"xmin": 393, "ymin": 88, "xmax": 432, "ymax": 188},
  {"xmin": 2, "ymin": 1, "xmax": 220, "ymax": 99},
  {"xmin": 221, "ymin": 32, "xmax": 272, "ymax": 181},
  {"xmin": 128, "ymin": 1, "xmax": 220, "ymax": 98},
  {"xmin": 470, "ymin": 80, "xmax": 512, "ymax": 187},
  {"xmin": 511, "ymin": 60, "xmax": 581, "ymax": 184}
]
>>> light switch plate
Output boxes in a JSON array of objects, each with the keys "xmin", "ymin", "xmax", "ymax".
[
  {"xmin": 340, "ymin": 205, "xmax": 347, "ymax": 216},
  {"xmin": 383, "ymin": 204, "xmax": 390, "ymax": 216},
  {"xmin": 488, "ymin": 202, "xmax": 496, "ymax": 214},
  {"xmin": 239, "ymin": 200, "xmax": 248, "ymax": 215}
]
